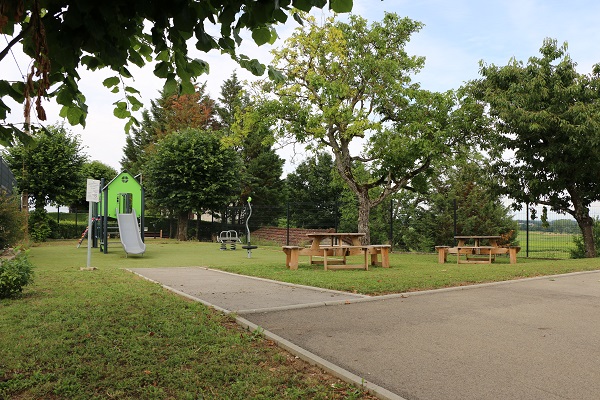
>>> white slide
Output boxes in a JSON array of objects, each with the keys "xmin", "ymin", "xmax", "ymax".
[{"xmin": 116, "ymin": 209, "xmax": 146, "ymax": 257}]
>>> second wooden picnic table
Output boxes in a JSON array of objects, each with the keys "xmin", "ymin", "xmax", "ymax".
[{"xmin": 436, "ymin": 235, "xmax": 521, "ymax": 264}]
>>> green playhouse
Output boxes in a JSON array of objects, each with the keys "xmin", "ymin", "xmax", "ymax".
[{"xmin": 96, "ymin": 171, "xmax": 145, "ymax": 255}]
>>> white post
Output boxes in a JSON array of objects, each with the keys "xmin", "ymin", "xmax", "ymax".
[
  {"xmin": 85, "ymin": 179, "xmax": 101, "ymax": 269},
  {"xmin": 87, "ymin": 200, "xmax": 93, "ymax": 268}
]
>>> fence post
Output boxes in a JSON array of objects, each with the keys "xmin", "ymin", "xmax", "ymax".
[
  {"xmin": 389, "ymin": 199, "xmax": 393, "ymax": 249},
  {"xmin": 526, "ymin": 204, "xmax": 530, "ymax": 258},
  {"xmin": 453, "ymin": 198, "xmax": 457, "ymax": 246},
  {"xmin": 286, "ymin": 202, "xmax": 290, "ymax": 246}
]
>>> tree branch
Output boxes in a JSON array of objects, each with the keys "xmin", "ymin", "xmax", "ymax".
[{"xmin": 0, "ymin": 24, "xmax": 31, "ymax": 64}]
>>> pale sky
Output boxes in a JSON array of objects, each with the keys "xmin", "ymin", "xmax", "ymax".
[{"xmin": 3, "ymin": 0, "xmax": 600, "ymax": 174}]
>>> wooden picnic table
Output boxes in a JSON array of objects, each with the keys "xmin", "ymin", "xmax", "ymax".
[
  {"xmin": 282, "ymin": 232, "xmax": 391, "ymax": 270},
  {"xmin": 436, "ymin": 235, "xmax": 521, "ymax": 264}
]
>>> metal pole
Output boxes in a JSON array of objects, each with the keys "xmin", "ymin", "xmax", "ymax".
[
  {"xmin": 102, "ymin": 178, "xmax": 108, "ymax": 254},
  {"xmin": 453, "ymin": 198, "xmax": 458, "ymax": 246},
  {"xmin": 526, "ymin": 204, "xmax": 530, "ymax": 258},
  {"xmin": 389, "ymin": 199, "xmax": 393, "ymax": 249},
  {"xmin": 286, "ymin": 202, "xmax": 290, "ymax": 246},
  {"xmin": 87, "ymin": 201, "xmax": 93, "ymax": 267}
]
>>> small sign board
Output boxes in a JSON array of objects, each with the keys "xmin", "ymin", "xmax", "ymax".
[{"xmin": 86, "ymin": 179, "xmax": 101, "ymax": 203}]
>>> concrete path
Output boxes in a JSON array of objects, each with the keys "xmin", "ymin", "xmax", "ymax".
[{"xmin": 129, "ymin": 267, "xmax": 600, "ymax": 400}]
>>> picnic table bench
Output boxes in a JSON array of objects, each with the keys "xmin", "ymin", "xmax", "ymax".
[
  {"xmin": 436, "ymin": 235, "xmax": 521, "ymax": 264},
  {"xmin": 282, "ymin": 232, "xmax": 391, "ymax": 270}
]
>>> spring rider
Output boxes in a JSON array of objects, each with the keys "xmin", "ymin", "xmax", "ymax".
[{"xmin": 241, "ymin": 197, "xmax": 258, "ymax": 258}]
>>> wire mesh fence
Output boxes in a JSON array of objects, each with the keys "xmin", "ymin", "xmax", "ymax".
[
  {"xmin": 50, "ymin": 201, "xmax": 600, "ymax": 259},
  {"xmin": 0, "ymin": 155, "xmax": 17, "ymax": 194}
]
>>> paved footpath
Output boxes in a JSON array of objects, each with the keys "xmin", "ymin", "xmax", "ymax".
[{"xmin": 129, "ymin": 267, "xmax": 600, "ymax": 400}]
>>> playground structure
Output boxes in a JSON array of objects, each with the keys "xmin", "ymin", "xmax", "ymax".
[
  {"xmin": 116, "ymin": 209, "xmax": 146, "ymax": 257},
  {"xmin": 217, "ymin": 230, "xmax": 241, "ymax": 250},
  {"xmin": 90, "ymin": 171, "xmax": 145, "ymax": 255},
  {"xmin": 241, "ymin": 197, "xmax": 258, "ymax": 258}
]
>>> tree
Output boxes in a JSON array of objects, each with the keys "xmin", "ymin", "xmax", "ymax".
[
  {"xmin": 471, "ymin": 39, "xmax": 600, "ymax": 257},
  {"xmin": 217, "ymin": 71, "xmax": 248, "ymax": 130},
  {"xmin": 260, "ymin": 13, "xmax": 459, "ymax": 243},
  {"xmin": 121, "ymin": 85, "xmax": 218, "ymax": 175},
  {"xmin": 0, "ymin": 191, "xmax": 25, "ymax": 250},
  {"xmin": 425, "ymin": 159, "xmax": 517, "ymax": 247},
  {"xmin": 3, "ymin": 124, "xmax": 86, "ymax": 210},
  {"xmin": 218, "ymin": 72, "xmax": 285, "ymax": 213},
  {"xmin": 0, "ymin": 0, "xmax": 353, "ymax": 145},
  {"xmin": 69, "ymin": 160, "xmax": 118, "ymax": 212},
  {"xmin": 285, "ymin": 152, "xmax": 344, "ymax": 228},
  {"xmin": 144, "ymin": 128, "xmax": 240, "ymax": 240}
]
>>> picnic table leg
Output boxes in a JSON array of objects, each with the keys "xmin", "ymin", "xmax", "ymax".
[
  {"xmin": 285, "ymin": 248, "xmax": 299, "ymax": 270},
  {"xmin": 509, "ymin": 247, "xmax": 518, "ymax": 264},
  {"xmin": 436, "ymin": 246, "xmax": 448, "ymax": 264},
  {"xmin": 380, "ymin": 247, "xmax": 390, "ymax": 268},
  {"xmin": 323, "ymin": 249, "xmax": 328, "ymax": 271}
]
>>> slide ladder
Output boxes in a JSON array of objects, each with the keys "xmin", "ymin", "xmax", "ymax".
[{"xmin": 116, "ymin": 209, "xmax": 146, "ymax": 257}]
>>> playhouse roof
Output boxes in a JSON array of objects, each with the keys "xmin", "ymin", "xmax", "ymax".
[{"xmin": 103, "ymin": 171, "xmax": 142, "ymax": 190}]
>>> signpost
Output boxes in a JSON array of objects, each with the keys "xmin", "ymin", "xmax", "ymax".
[{"xmin": 85, "ymin": 179, "xmax": 100, "ymax": 268}]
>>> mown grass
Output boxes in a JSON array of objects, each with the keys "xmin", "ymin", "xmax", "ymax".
[{"xmin": 0, "ymin": 240, "xmax": 377, "ymax": 400}]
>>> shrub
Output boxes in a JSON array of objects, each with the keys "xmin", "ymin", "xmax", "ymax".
[
  {"xmin": 0, "ymin": 252, "xmax": 34, "ymax": 299},
  {"xmin": 571, "ymin": 220, "xmax": 600, "ymax": 258},
  {"xmin": 0, "ymin": 191, "xmax": 25, "ymax": 250},
  {"xmin": 28, "ymin": 209, "xmax": 53, "ymax": 242}
]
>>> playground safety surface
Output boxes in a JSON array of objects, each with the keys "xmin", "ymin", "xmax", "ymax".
[{"xmin": 129, "ymin": 267, "xmax": 600, "ymax": 400}]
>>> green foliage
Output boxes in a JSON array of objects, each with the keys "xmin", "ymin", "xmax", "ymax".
[
  {"xmin": 3, "ymin": 125, "xmax": 86, "ymax": 210},
  {"xmin": 1, "ymin": 0, "xmax": 353, "ymax": 144},
  {"xmin": 144, "ymin": 128, "xmax": 241, "ymax": 239},
  {"xmin": 471, "ymin": 38, "xmax": 600, "ymax": 256},
  {"xmin": 391, "ymin": 160, "xmax": 517, "ymax": 252},
  {"xmin": 0, "ymin": 252, "xmax": 34, "ymax": 299},
  {"xmin": 218, "ymin": 72, "xmax": 285, "ymax": 211},
  {"xmin": 261, "ymin": 13, "xmax": 460, "ymax": 242},
  {"xmin": 69, "ymin": 160, "xmax": 118, "ymax": 211},
  {"xmin": 571, "ymin": 220, "xmax": 600, "ymax": 258},
  {"xmin": 285, "ymin": 152, "xmax": 343, "ymax": 228},
  {"xmin": 28, "ymin": 209, "xmax": 54, "ymax": 242},
  {"xmin": 0, "ymin": 191, "xmax": 25, "ymax": 250}
]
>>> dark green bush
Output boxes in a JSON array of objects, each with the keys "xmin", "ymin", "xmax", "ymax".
[
  {"xmin": 0, "ymin": 252, "xmax": 34, "ymax": 299},
  {"xmin": 56, "ymin": 221, "xmax": 86, "ymax": 239},
  {"xmin": 571, "ymin": 220, "xmax": 600, "ymax": 258},
  {"xmin": 28, "ymin": 209, "xmax": 53, "ymax": 242}
]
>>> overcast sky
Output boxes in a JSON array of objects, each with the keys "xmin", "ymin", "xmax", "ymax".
[{"xmin": 3, "ymin": 0, "xmax": 600, "ymax": 175}]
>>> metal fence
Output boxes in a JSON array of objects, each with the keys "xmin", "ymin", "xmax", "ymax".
[
  {"xmin": 51, "ymin": 200, "xmax": 600, "ymax": 259},
  {"xmin": 0, "ymin": 155, "xmax": 17, "ymax": 194}
]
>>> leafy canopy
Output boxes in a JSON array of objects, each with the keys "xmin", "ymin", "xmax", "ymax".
[
  {"xmin": 0, "ymin": 0, "xmax": 353, "ymax": 146},
  {"xmin": 3, "ymin": 124, "xmax": 86, "ymax": 210},
  {"xmin": 471, "ymin": 38, "xmax": 600, "ymax": 257},
  {"xmin": 259, "ymin": 13, "xmax": 461, "ymax": 242}
]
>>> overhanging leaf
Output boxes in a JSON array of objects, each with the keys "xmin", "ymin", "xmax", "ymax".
[
  {"xmin": 252, "ymin": 27, "xmax": 272, "ymax": 46},
  {"xmin": 330, "ymin": 0, "xmax": 353, "ymax": 13}
]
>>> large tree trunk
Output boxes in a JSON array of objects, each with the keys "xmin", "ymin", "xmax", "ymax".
[
  {"xmin": 356, "ymin": 190, "xmax": 371, "ymax": 245},
  {"xmin": 570, "ymin": 189, "xmax": 596, "ymax": 258},
  {"xmin": 177, "ymin": 211, "xmax": 188, "ymax": 241},
  {"xmin": 575, "ymin": 214, "xmax": 596, "ymax": 258}
]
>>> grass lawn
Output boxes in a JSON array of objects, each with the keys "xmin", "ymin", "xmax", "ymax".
[{"xmin": 3, "ymin": 239, "xmax": 600, "ymax": 399}]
